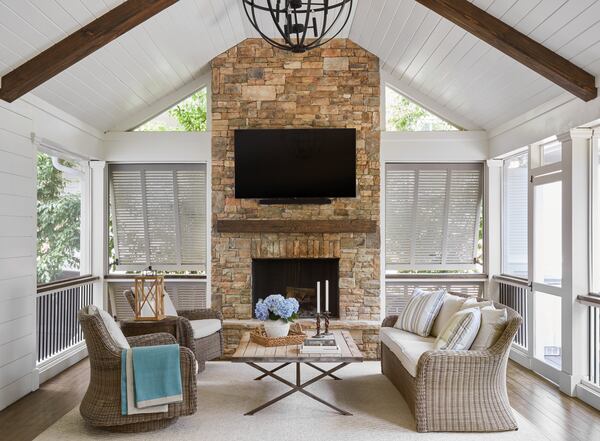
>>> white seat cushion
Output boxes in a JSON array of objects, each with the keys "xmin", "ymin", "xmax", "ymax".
[
  {"xmin": 190, "ymin": 319, "xmax": 222, "ymax": 339},
  {"xmin": 380, "ymin": 327, "xmax": 435, "ymax": 377}
]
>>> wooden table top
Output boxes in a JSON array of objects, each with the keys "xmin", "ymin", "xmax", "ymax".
[{"xmin": 231, "ymin": 330, "xmax": 364, "ymax": 363}]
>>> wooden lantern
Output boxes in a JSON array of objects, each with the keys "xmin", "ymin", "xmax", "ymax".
[{"xmin": 133, "ymin": 271, "xmax": 165, "ymax": 321}]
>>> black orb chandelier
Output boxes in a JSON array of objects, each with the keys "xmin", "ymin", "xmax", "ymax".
[{"xmin": 242, "ymin": 0, "xmax": 354, "ymax": 53}]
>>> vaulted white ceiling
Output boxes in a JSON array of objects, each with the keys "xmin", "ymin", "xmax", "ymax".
[{"xmin": 1, "ymin": 0, "xmax": 600, "ymax": 132}]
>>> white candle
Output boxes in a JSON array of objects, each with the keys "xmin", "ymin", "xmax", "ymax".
[
  {"xmin": 316, "ymin": 281, "xmax": 321, "ymax": 313},
  {"xmin": 325, "ymin": 280, "xmax": 329, "ymax": 312}
]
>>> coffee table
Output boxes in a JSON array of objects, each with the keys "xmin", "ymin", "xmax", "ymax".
[{"xmin": 231, "ymin": 330, "xmax": 363, "ymax": 416}]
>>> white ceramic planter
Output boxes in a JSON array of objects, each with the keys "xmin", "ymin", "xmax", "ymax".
[{"xmin": 263, "ymin": 320, "xmax": 290, "ymax": 338}]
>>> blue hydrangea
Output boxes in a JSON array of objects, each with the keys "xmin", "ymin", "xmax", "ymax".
[
  {"xmin": 255, "ymin": 294, "xmax": 300, "ymax": 321},
  {"xmin": 254, "ymin": 299, "xmax": 269, "ymax": 321}
]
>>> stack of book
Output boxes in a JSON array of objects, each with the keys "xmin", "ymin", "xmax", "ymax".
[{"xmin": 300, "ymin": 335, "xmax": 341, "ymax": 355}]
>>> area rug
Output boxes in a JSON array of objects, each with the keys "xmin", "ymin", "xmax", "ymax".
[{"xmin": 35, "ymin": 361, "xmax": 550, "ymax": 440}]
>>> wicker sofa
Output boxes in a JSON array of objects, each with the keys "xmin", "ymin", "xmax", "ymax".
[
  {"xmin": 124, "ymin": 289, "xmax": 224, "ymax": 371},
  {"xmin": 78, "ymin": 306, "xmax": 197, "ymax": 432},
  {"xmin": 380, "ymin": 297, "xmax": 522, "ymax": 433}
]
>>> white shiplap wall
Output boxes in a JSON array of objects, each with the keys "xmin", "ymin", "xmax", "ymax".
[{"xmin": 0, "ymin": 106, "xmax": 36, "ymax": 411}]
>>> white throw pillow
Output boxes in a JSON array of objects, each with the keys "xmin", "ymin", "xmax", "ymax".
[
  {"xmin": 435, "ymin": 308, "xmax": 481, "ymax": 351},
  {"xmin": 88, "ymin": 305, "xmax": 130, "ymax": 349},
  {"xmin": 471, "ymin": 306, "xmax": 508, "ymax": 351},
  {"xmin": 431, "ymin": 293, "xmax": 470, "ymax": 337},
  {"xmin": 460, "ymin": 299, "xmax": 493, "ymax": 310},
  {"xmin": 394, "ymin": 288, "xmax": 446, "ymax": 337}
]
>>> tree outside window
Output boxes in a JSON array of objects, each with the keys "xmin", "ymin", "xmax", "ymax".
[
  {"xmin": 37, "ymin": 153, "xmax": 82, "ymax": 284},
  {"xmin": 135, "ymin": 88, "xmax": 208, "ymax": 132},
  {"xmin": 385, "ymin": 86, "xmax": 458, "ymax": 132}
]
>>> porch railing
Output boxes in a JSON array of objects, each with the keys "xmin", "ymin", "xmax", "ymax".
[
  {"xmin": 495, "ymin": 276, "xmax": 529, "ymax": 350},
  {"xmin": 578, "ymin": 295, "xmax": 600, "ymax": 387},
  {"xmin": 36, "ymin": 276, "xmax": 98, "ymax": 365}
]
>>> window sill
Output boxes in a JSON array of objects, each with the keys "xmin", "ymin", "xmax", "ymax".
[
  {"xmin": 385, "ymin": 273, "xmax": 487, "ymax": 281},
  {"xmin": 104, "ymin": 274, "xmax": 207, "ymax": 281}
]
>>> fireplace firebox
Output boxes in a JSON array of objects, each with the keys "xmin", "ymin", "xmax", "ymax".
[{"xmin": 252, "ymin": 258, "xmax": 339, "ymax": 318}]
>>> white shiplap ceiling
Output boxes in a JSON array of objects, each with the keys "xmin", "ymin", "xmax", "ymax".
[{"xmin": 1, "ymin": 0, "xmax": 599, "ymax": 132}]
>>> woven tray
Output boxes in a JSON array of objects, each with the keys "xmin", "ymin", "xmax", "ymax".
[{"xmin": 250, "ymin": 323, "xmax": 306, "ymax": 347}]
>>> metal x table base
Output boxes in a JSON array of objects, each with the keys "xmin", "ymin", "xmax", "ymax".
[{"xmin": 245, "ymin": 362, "xmax": 351, "ymax": 416}]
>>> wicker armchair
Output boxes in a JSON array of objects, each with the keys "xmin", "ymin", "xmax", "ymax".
[
  {"xmin": 78, "ymin": 307, "xmax": 197, "ymax": 432},
  {"xmin": 381, "ymin": 300, "xmax": 522, "ymax": 433},
  {"xmin": 124, "ymin": 289, "xmax": 224, "ymax": 371}
]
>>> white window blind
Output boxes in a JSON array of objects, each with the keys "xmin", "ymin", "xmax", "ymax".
[
  {"xmin": 109, "ymin": 163, "xmax": 207, "ymax": 272},
  {"xmin": 385, "ymin": 163, "xmax": 483, "ymax": 271},
  {"xmin": 502, "ymin": 152, "xmax": 528, "ymax": 278}
]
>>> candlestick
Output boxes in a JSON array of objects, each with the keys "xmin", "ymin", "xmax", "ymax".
[
  {"xmin": 325, "ymin": 279, "xmax": 329, "ymax": 312},
  {"xmin": 316, "ymin": 281, "xmax": 321, "ymax": 313}
]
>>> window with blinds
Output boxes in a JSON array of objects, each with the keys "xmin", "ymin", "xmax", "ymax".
[
  {"xmin": 502, "ymin": 152, "xmax": 528, "ymax": 279},
  {"xmin": 385, "ymin": 163, "xmax": 483, "ymax": 272},
  {"xmin": 109, "ymin": 163, "xmax": 207, "ymax": 272}
]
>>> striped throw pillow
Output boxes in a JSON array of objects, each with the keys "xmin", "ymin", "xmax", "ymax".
[
  {"xmin": 394, "ymin": 288, "xmax": 446, "ymax": 337},
  {"xmin": 435, "ymin": 308, "xmax": 482, "ymax": 351}
]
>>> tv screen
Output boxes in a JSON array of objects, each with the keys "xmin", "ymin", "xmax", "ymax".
[{"xmin": 234, "ymin": 128, "xmax": 356, "ymax": 199}]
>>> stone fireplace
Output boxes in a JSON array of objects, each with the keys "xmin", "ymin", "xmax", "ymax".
[
  {"xmin": 252, "ymin": 258, "xmax": 340, "ymax": 318},
  {"xmin": 211, "ymin": 38, "xmax": 381, "ymax": 358}
]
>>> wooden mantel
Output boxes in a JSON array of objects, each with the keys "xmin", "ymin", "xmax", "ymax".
[{"xmin": 215, "ymin": 219, "xmax": 378, "ymax": 234}]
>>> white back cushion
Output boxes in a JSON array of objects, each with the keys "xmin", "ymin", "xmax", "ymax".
[
  {"xmin": 88, "ymin": 305, "xmax": 130, "ymax": 349},
  {"xmin": 435, "ymin": 308, "xmax": 481, "ymax": 351},
  {"xmin": 471, "ymin": 306, "xmax": 508, "ymax": 351},
  {"xmin": 137, "ymin": 289, "xmax": 178, "ymax": 317},
  {"xmin": 394, "ymin": 288, "xmax": 446, "ymax": 337},
  {"xmin": 431, "ymin": 293, "xmax": 469, "ymax": 337}
]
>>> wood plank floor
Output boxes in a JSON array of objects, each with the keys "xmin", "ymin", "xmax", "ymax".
[{"xmin": 0, "ymin": 359, "xmax": 598, "ymax": 441}]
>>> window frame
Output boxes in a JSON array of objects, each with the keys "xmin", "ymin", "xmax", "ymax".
[
  {"xmin": 107, "ymin": 162, "xmax": 208, "ymax": 274},
  {"xmin": 384, "ymin": 161, "xmax": 484, "ymax": 273},
  {"xmin": 500, "ymin": 149, "xmax": 529, "ymax": 281},
  {"xmin": 36, "ymin": 147, "xmax": 92, "ymax": 287}
]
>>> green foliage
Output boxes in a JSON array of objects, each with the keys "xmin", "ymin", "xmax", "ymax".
[
  {"xmin": 37, "ymin": 153, "xmax": 81, "ymax": 284},
  {"xmin": 386, "ymin": 87, "xmax": 458, "ymax": 132},
  {"xmin": 136, "ymin": 88, "xmax": 207, "ymax": 132},
  {"xmin": 169, "ymin": 89, "xmax": 207, "ymax": 131}
]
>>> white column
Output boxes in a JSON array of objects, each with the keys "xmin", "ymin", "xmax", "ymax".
[
  {"xmin": 485, "ymin": 159, "xmax": 503, "ymax": 301},
  {"xmin": 558, "ymin": 128, "xmax": 592, "ymax": 395},
  {"xmin": 90, "ymin": 161, "xmax": 107, "ymax": 309}
]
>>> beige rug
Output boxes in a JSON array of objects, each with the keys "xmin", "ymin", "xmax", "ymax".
[{"xmin": 36, "ymin": 361, "xmax": 550, "ymax": 440}]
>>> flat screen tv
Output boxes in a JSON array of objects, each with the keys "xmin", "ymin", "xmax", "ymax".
[{"xmin": 234, "ymin": 128, "xmax": 356, "ymax": 199}]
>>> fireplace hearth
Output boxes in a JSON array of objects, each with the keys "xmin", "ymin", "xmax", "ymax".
[{"xmin": 252, "ymin": 258, "xmax": 339, "ymax": 318}]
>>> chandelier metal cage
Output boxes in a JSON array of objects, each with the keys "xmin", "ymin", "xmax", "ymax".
[{"xmin": 242, "ymin": 0, "xmax": 354, "ymax": 53}]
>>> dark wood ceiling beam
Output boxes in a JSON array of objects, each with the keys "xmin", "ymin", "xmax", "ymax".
[
  {"xmin": 0, "ymin": 0, "xmax": 178, "ymax": 103},
  {"xmin": 415, "ymin": 0, "xmax": 597, "ymax": 102}
]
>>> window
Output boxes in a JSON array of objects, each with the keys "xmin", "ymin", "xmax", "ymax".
[
  {"xmin": 385, "ymin": 163, "xmax": 483, "ymax": 273},
  {"xmin": 385, "ymin": 86, "xmax": 459, "ymax": 132},
  {"xmin": 134, "ymin": 88, "xmax": 208, "ymax": 132},
  {"xmin": 533, "ymin": 181, "xmax": 562, "ymax": 287},
  {"xmin": 502, "ymin": 151, "xmax": 528, "ymax": 278},
  {"xmin": 37, "ymin": 152, "xmax": 87, "ymax": 284},
  {"xmin": 108, "ymin": 163, "xmax": 207, "ymax": 273}
]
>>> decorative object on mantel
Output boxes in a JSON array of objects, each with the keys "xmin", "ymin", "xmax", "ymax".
[
  {"xmin": 241, "ymin": 0, "xmax": 353, "ymax": 53},
  {"xmin": 250, "ymin": 323, "xmax": 306, "ymax": 347},
  {"xmin": 133, "ymin": 267, "xmax": 165, "ymax": 321},
  {"xmin": 255, "ymin": 294, "xmax": 300, "ymax": 338}
]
